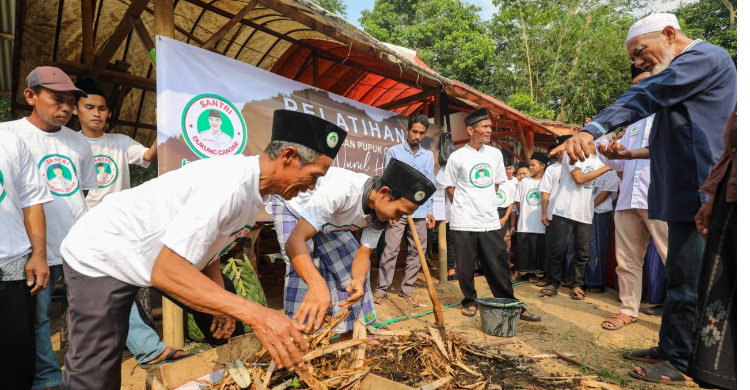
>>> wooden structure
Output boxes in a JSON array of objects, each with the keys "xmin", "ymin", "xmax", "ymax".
[{"xmin": 7, "ymin": 0, "xmax": 563, "ymax": 346}]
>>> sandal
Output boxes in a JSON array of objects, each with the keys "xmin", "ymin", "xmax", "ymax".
[
  {"xmin": 528, "ymin": 276, "xmax": 539, "ymax": 283},
  {"xmin": 643, "ymin": 304, "xmax": 664, "ymax": 316},
  {"xmin": 520, "ymin": 310, "xmax": 542, "ymax": 322},
  {"xmin": 560, "ymin": 280, "xmax": 572, "ymax": 288},
  {"xmin": 622, "ymin": 347, "xmax": 664, "ymax": 364},
  {"xmin": 570, "ymin": 287, "xmax": 586, "ymax": 300},
  {"xmin": 447, "ymin": 272, "xmax": 458, "ymax": 281},
  {"xmin": 373, "ymin": 292, "xmax": 387, "ymax": 305},
  {"xmin": 461, "ymin": 305, "xmax": 478, "ymax": 317},
  {"xmin": 629, "ymin": 361, "xmax": 698, "ymax": 387},
  {"xmin": 398, "ymin": 291, "xmax": 420, "ymax": 308},
  {"xmin": 601, "ymin": 313, "xmax": 637, "ymax": 330},
  {"xmin": 536, "ymin": 279, "xmax": 549, "ymax": 287},
  {"xmin": 540, "ymin": 285, "xmax": 558, "ymax": 296}
]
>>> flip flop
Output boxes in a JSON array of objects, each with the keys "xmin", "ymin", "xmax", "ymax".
[
  {"xmin": 138, "ymin": 349, "xmax": 191, "ymax": 369},
  {"xmin": 536, "ymin": 279, "xmax": 549, "ymax": 287},
  {"xmin": 622, "ymin": 346, "xmax": 664, "ymax": 364},
  {"xmin": 373, "ymin": 293, "xmax": 387, "ymax": 305},
  {"xmin": 643, "ymin": 304, "xmax": 664, "ymax": 316},
  {"xmin": 540, "ymin": 286, "xmax": 558, "ymax": 296},
  {"xmin": 447, "ymin": 273, "xmax": 458, "ymax": 281},
  {"xmin": 398, "ymin": 291, "xmax": 420, "ymax": 308},
  {"xmin": 461, "ymin": 305, "xmax": 478, "ymax": 317},
  {"xmin": 601, "ymin": 313, "xmax": 637, "ymax": 330},
  {"xmin": 628, "ymin": 361, "xmax": 698, "ymax": 387},
  {"xmin": 520, "ymin": 310, "xmax": 542, "ymax": 322},
  {"xmin": 570, "ymin": 287, "xmax": 586, "ymax": 300}
]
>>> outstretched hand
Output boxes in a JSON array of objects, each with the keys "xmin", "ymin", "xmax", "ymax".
[
  {"xmin": 549, "ymin": 132, "xmax": 595, "ymax": 164},
  {"xmin": 250, "ymin": 307, "xmax": 309, "ymax": 370},
  {"xmin": 598, "ymin": 141, "xmax": 633, "ymax": 160}
]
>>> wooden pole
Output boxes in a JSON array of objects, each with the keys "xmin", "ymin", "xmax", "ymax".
[
  {"xmin": 201, "ymin": 0, "xmax": 258, "ymax": 50},
  {"xmin": 86, "ymin": 0, "xmax": 150, "ymax": 78},
  {"xmin": 407, "ymin": 216, "xmax": 444, "ymax": 325},
  {"xmin": 438, "ymin": 221, "xmax": 447, "ymax": 283},
  {"xmin": 80, "ymin": 0, "xmax": 95, "ymax": 65},
  {"xmin": 154, "ymin": 0, "xmax": 182, "ymax": 349}
]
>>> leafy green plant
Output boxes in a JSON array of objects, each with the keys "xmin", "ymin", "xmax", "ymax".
[{"xmin": 0, "ymin": 97, "xmax": 11, "ymax": 122}]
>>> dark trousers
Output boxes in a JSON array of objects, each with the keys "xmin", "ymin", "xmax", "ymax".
[
  {"xmin": 547, "ymin": 216, "xmax": 592, "ymax": 288},
  {"xmin": 446, "ymin": 223, "xmax": 456, "ymax": 269},
  {"xmin": 61, "ymin": 262, "xmax": 243, "ymax": 390},
  {"xmin": 0, "ymin": 280, "xmax": 37, "ymax": 390},
  {"xmin": 657, "ymin": 222, "xmax": 706, "ymax": 373},
  {"xmin": 453, "ymin": 229, "xmax": 516, "ymax": 307}
]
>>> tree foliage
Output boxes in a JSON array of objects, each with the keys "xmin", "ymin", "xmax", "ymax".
[
  {"xmin": 308, "ymin": 0, "xmax": 348, "ymax": 17},
  {"xmin": 0, "ymin": 97, "xmax": 11, "ymax": 122},
  {"xmin": 673, "ymin": 0, "xmax": 736, "ymax": 63}
]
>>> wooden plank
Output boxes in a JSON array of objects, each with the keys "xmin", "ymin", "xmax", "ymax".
[
  {"xmin": 407, "ymin": 216, "xmax": 444, "ymax": 325},
  {"xmin": 438, "ymin": 221, "xmax": 447, "ymax": 282},
  {"xmin": 201, "ymin": 0, "xmax": 259, "ymax": 50},
  {"xmin": 514, "ymin": 120, "xmax": 531, "ymax": 161},
  {"xmin": 0, "ymin": 32, "xmax": 13, "ymax": 41},
  {"xmin": 153, "ymin": 0, "xmax": 175, "ymax": 39},
  {"xmin": 87, "ymin": 0, "xmax": 150, "ymax": 78},
  {"xmin": 377, "ymin": 88, "xmax": 438, "ymax": 111},
  {"xmin": 80, "ymin": 0, "xmax": 95, "ymax": 65},
  {"xmin": 144, "ymin": 6, "xmax": 205, "ymax": 45},
  {"xmin": 128, "ymin": 16, "xmax": 155, "ymax": 65},
  {"xmin": 52, "ymin": 60, "xmax": 155, "ymax": 91}
]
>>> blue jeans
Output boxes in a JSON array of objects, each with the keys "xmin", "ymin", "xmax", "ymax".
[
  {"xmin": 32, "ymin": 264, "xmax": 63, "ymax": 390},
  {"xmin": 657, "ymin": 222, "xmax": 706, "ymax": 372},
  {"xmin": 126, "ymin": 301, "xmax": 167, "ymax": 364}
]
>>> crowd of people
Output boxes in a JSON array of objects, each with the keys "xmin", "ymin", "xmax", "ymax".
[{"xmin": 0, "ymin": 12, "xmax": 735, "ymax": 390}]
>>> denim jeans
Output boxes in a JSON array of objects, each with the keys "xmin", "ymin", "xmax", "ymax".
[
  {"xmin": 657, "ymin": 222, "xmax": 706, "ymax": 373},
  {"xmin": 126, "ymin": 301, "xmax": 167, "ymax": 364},
  {"xmin": 32, "ymin": 264, "xmax": 63, "ymax": 390}
]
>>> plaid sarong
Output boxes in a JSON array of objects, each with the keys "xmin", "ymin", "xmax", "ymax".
[{"xmin": 272, "ymin": 196, "xmax": 376, "ymax": 333}]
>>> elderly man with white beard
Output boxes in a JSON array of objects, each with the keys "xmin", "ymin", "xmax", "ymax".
[{"xmin": 552, "ymin": 13, "xmax": 736, "ymax": 388}]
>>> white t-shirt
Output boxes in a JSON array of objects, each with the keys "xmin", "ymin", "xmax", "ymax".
[
  {"xmin": 439, "ymin": 144, "xmax": 506, "ymax": 231},
  {"xmin": 551, "ymin": 154, "xmax": 605, "ymax": 224},
  {"xmin": 1, "ymin": 119, "xmax": 98, "ymax": 266},
  {"xmin": 593, "ymin": 170, "xmax": 620, "ymax": 214},
  {"xmin": 0, "ymin": 132, "xmax": 54, "ymax": 267},
  {"xmin": 61, "ymin": 155, "xmax": 269, "ymax": 287},
  {"xmin": 78, "ymin": 132, "xmax": 151, "ymax": 209},
  {"xmin": 513, "ymin": 177, "xmax": 545, "ymax": 234},
  {"xmin": 299, "ymin": 168, "xmax": 383, "ymax": 249},
  {"xmin": 496, "ymin": 179, "xmax": 516, "ymax": 209},
  {"xmin": 539, "ymin": 162, "xmax": 562, "ymax": 219}
]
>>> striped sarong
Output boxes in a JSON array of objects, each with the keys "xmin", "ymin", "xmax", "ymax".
[{"xmin": 271, "ymin": 196, "xmax": 376, "ymax": 333}]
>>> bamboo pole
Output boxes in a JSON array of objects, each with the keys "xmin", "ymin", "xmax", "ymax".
[
  {"xmin": 438, "ymin": 221, "xmax": 447, "ymax": 283},
  {"xmin": 80, "ymin": 0, "xmax": 95, "ymax": 65},
  {"xmin": 407, "ymin": 216, "xmax": 444, "ymax": 325},
  {"xmin": 516, "ymin": 0, "xmax": 534, "ymax": 101}
]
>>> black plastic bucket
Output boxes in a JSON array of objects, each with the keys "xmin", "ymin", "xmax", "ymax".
[{"xmin": 477, "ymin": 297, "xmax": 523, "ymax": 337}]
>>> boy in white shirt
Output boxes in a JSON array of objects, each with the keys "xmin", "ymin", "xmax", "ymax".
[
  {"xmin": 439, "ymin": 108, "xmax": 540, "ymax": 321},
  {"xmin": 538, "ymin": 136, "xmax": 570, "ymax": 287},
  {"xmin": 585, "ymin": 169, "xmax": 619, "ymax": 293},
  {"xmin": 541, "ymin": 142, "xmax": 611, "ymax": 300},
  {"xmin": 513, "ymin": 152, "xmax": 550, "ymax": 280}
]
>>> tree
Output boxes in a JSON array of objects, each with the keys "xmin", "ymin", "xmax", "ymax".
[
  {"xmin": 309, "ymin": 0, "xmax": 347, "ymax": 18},
  {"xmin": 672, "ymin": 0, "xmax": 736, "ymax": 63},
  {"xmin": 360, "ymin": 0, "xmax": 496, "ymax": 90}
]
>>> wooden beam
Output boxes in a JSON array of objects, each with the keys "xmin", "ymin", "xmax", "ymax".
[
  {"xmin": 80, "ymin": 0, "xmax": 95, "ymax": 65},
  {"xmin": 312, "ymin": 52, "xmax": 319, "ymax": 87},
  {"xmin": 52, "ymin": 60, "xmax": 155, "ymax": 91},
  {"xmin": 377, "ymin": 88, "xmax": 439, "ymax": 111},
  {"xmin": 514, "ymin": 120, "xmax": 531, "ymax": 161},
  {"xmin": 0, "ymin": 91, "xmax": 11, "ymax": 98},
  {"xmin": 498, "ymin": 142, "xmax": 525, "ymax": 162},
  {"xmin": 0, "ymin": 32, "xmax": 13, "ymax": 41},
  {"xmin": 87, "ymin": 0, "xmax": 150, "ymax": 78},
  {"xmin": 526, "ymin": 130, "xmax": 534, "ymax": 152},
  {"xmin": 154, "ymin": 0, "xmax": 175, "ymax": 39},
  {"xmin": 144, "ymin": 6, "xmax": 205, "ymax": 46},
  {"xmin": 128, "ymin": 16, "xmax": 155, "ymax": 65},
  {"xmin": 201, "ymin": 0, "xmax": 259, "ymax": 50},
  {"xmin": 52, "ymin": 0, "xmax": 65, "ymax": 62}
]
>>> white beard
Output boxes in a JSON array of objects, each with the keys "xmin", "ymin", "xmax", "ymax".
[{"xmin": 652, "ymin": 40, "xmax": 677, "ymax": 75}]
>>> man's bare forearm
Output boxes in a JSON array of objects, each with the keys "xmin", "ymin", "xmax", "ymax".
[{"xmin": 22, "ymin": 204, "xmax": 47, "ymax": 258}]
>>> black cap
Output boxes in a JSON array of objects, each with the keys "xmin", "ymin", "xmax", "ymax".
[
  {"xmin": 380, "ymin": 159, "xmax": 436, "ymax": 206},
  {"xmin": 464, "ymin": 108, "xmax": 490, "ymax": 127},
  {"xmin": 74, "ymin": 77, "xmax": 105, "ymax": 98},
  {"xmin": 96, "ymin": 162, "xmax": 105, "ymax": 168},
  {"xmin": 555, "ymin": 135, "xmax": 572, "ymax": 145},
  {"xmin": 631, "ymin": 64, "xmax": 647, "ymax": 80},
  {"xmin": 271, "ymin": 110, "xmax": 348, "ymax": 159},
  {"xmin": 516, "ymin": 161, "xmax": 530, "ymax": 170},
  {"xmin": 530, "ymin": 151, "xmax": 550, "ymax": 165},
  {"xmin": 208, "ymin": 109, "xmax": 221, "ymax": 118}
]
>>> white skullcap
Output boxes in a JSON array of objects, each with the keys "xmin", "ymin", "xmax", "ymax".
[{"xmin": 626, "ymin": 13, "xmax": 681, "ymax": 43}]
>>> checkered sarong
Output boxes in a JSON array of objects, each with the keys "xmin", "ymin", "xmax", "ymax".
[{"xmin": 272, "ymin": 196, "xmax": 376, "ymax": 333}]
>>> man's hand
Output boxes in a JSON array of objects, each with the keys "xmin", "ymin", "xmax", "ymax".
[
  {"xmin": 426, "ymin": 214, "xmax": 436, "ymax": 229},
  {"xmin": 509, "ymin": 226, "xmax": 516, "ymax": 236},
  {"xmin": 209, "ymin": 314, "xmax": 236, "ymax": 340},
  {"xmin": 542, "ymin": 212, "xmax": 550, "ymax": 227},
  {"xmin": 388, "ymin": 219, "xmax": 396, "ymax": 228},
  {"xmin": 550, "ymin": 132, "xmax": 595, "ymax": 164},
  {"xmin": 343, "ymin": 278, "xmax": 365, "ymax": 306},
  {"xmin": 249, "ymin": 306, "xmax": 308, "ymax": 370},
  {"xmin": 500, "ymin": 216, "xmax": 509, "ymax": 228},
  {"xmin": 293, "ymin": 281, "xmax": 331, "ymax": 332},
  {"xmin": 25, "ymin": 252, "xmax": 49, "ymax": 295},
  {"xmin": 695, "ymin": 196, "xmax": 714, "ymax": 237},
  {"xmin": 599, "ymin": 142, "xmax": 632, "ymax": 160}
]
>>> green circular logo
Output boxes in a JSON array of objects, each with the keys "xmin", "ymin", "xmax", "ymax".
[
  {"xmin": 469, "ymin": 163, "xmax": 493, "ymax": 188},
  {"xmin": 93, "ymin": 154, "xmax": 119, "ymax": 189},
  {"xmin": 326, "ymin": 131, "xmax": 339, "ymax": 149},
  {"xmin": 38, "ymin": 154, "xmax": 79, "ymax": 197},
  {"xmin": 181, "ymin": 94, "xmax": 247, "ymax": 159},
  {"xmin": 526, "ymin": 188, "xmax": 541, "ymax": 206},
  {"xmin": 582, "ymin": 166, "xmax": 595, "ymax": 189},
  {"xmin": 497, "ymin": 189, "xmax": 506, "ymax": 204},
  {"xmin": 0, "ymin": 168, "xmax": 5, "ymax": 204},
  {"xmin": 414, "ymin": 191, "xmax": 425, "ymax": 202}
]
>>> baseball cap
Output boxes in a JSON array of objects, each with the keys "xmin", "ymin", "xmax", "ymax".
[{"xmin": 26, "ymin": 66, "xmax": 88, "ymax": 97}]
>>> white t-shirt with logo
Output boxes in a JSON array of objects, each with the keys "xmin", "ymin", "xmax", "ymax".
[
  {"xmin": 61, "ymin": 155, "xmax": 269, "ymax": 287},
  {"xmin": 539, "ymin": 162, "xmax": 562, "ymax": 219},
  {"xmin": 496, "ymin": 179, "xmax": 516, "ymax": 209},
  {"xmin": 0, "ymin": 119, "xmax": 98, "ymax": 266},
  {"xmin": 513, "ymin": 177, "xmax": 545, "ymax": 234},
  {"xmin": 78, "ymin": 132, "xmax": 151, "ymax": 209},
  {"xmin": 0, "ymin": 132, "xmax": 54, "ymax": 267},
  {"xmin": 299, "ymin": 168, "xmax": 383, "ymax": 249},
  {"xmin": 439, "ymin": 144, "xmax": 506, "ymax": 231},
  {"xmin": 593, "ymin": 170, "xmax": 620, "ymax": 214},
  {"xmin": 551, "ymin": 154, "xmax": 605, "ymax": 224}
]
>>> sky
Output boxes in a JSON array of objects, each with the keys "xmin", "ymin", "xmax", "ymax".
[{"xmin": 340, "ymin": 0, "xmax": 697, "ymax": 29}]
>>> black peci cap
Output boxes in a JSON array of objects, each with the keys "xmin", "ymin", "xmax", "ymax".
[
  {"xmin": 464, "ymin": 108, "xmax": 490, "ymax": 127},
  {"xmin": 271, "ymin": 110, "xmax": 348, "ymax": 159},
  {"xmin": 380, "ymin": 159, "xmax": 436, "ymax": 206},
  {"xmin": 516, "ymin": 161, "xmax": 530, "ymax": 170},
  {"xmin": 555, "ymin": 135, "xmax": 572, "ymax": 145},
  {"xmin": 530, "ymin": 151, "xmax": 550, "ymax": 165}
]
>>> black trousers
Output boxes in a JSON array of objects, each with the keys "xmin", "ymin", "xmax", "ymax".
[
  {"xmin": 0, "ymin": 280, "xmax": 36, "ymax": 390},
  {"xmin": 453, "ymin": 229, "xmax": 516, "ymax": 307},
  {"xmin": 446, "ymin": 223, "xmax": 456, "ymax": 269},
  {"xmin": 547, "ymin": 216, "xmax": 592, "ymax": 288}
]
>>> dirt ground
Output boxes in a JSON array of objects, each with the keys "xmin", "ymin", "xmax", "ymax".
[{"xmin": 46, "ymin": 239, "xmax": 714, "ymax": 390}]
